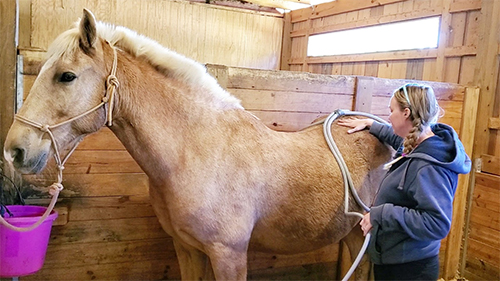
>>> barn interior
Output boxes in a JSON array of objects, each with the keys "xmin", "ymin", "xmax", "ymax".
[{"xmin": 0, "ymin": 0, "xmax": 498, "ymax": 280}]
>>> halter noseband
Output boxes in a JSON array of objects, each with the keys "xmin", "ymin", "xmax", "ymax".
[{"xmin": 2, "ymin": 45, "xmax": 119, "ymax": 232}]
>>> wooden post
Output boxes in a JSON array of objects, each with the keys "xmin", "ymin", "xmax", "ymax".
[
  {"xmin": 353, "ymin": 77, "xmax": 374, "ymax": 113},
  {"xmin": 280, "ymin": 12, "xmax": 292, "ymax": 71},
  {"xmin": 472, "ymin": 0, "xmax": 500, "ymax": 159},
  {"xmin": 0, "ymin": 0, "xmax": 18, "ymax": 150},
  {"xmin": 434, "ymin": 0, "xmax": 452, "ymax": 82},
  {"xmin": 442, "ymin": 87, "xmax": 480, "ymax": 279}
]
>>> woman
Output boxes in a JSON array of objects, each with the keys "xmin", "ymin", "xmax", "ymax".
[{"xmin": 338, "ymin": 84, "xmax": 471, "ymax": 281}]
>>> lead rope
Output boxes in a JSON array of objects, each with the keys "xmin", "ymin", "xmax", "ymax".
[
  {"xmin": 320, "ymin": 109, "xmax": 388, "ymax": 281},
  {"xmin": 0, "ymin": 45, "xmax": 119, "ymax": 232}
]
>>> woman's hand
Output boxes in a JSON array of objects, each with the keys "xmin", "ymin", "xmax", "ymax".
[
  {"xmin": 360, "ymin": 212, "xmax": 372, "ymax": 236},
  {"xmin": 337, "ymin": 118, "xmax": 374, "ymax": 134}
]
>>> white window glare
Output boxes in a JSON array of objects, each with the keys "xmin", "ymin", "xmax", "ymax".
[{"xmin": 307, "ymin": 17, "xmax": 440, "ymax": 57}]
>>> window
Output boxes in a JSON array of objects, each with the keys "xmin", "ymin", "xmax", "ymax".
[{"xmin": 307, "ymin": 17, "xmax": 440, "ymax": 57}]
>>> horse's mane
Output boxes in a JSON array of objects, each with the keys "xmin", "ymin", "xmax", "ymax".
[{"xmin": 46, "ymin": 20, "xmax": 243, "ymax": 109}]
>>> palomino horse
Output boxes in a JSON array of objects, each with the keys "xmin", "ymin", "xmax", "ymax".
[{"xmin": 4, "ymin": 9, "xmax": 392, "ymax": 280}]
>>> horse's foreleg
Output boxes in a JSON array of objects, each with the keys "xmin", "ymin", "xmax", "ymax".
[
  {"xmin": 173, "ymin": 239, "xmax": 215, "ymax": 281},
  {"xmin": 205, "ymin": 242, "xmax": 248, "ymax": 281},
  {"xmin": 342, "ymin": 226, "xmax": 372, "ymax": 281}
]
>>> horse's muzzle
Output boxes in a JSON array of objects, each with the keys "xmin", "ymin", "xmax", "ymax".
[{"xmin": 4, "ymin": 127, "xmax": 51, "ymax": 174}]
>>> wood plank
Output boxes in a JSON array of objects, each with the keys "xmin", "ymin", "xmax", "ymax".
[
  {"xmin": 231, "ymin": 89, "xmax": 353, "ymax": 113},
  {"xmin": 444, "ymin": 57, "xmax": 461, "ymax": 83},
  {"xmin": 481, "ymin": 154, "xmax": 500, "ymax": 175},
  {"xmin": 63, "ymin": 150, "xmax": 143, "ymax": 174},
  {"xmin": 469, "ymin": 206, "xmax": 500, "ymax": 231},
  {"xmin": 248, "ymin": 111, "xmax": 329, "ymax": 131},
  {"xmin": 290, "ymin": 0, "xmax": 405, "ymax": 23},
  {"xmin": 23, "ymin": 173, "xmax": 149, "ymax": 198},
  {"xmin": 466, "ymin": 238, "xmax": 500, "ymax": 268},
  {"xmin": 23, "ymin": 258, "xmax": 180, "ymax": 281},
  {"xmin": 0, "ymin": 0, "xmax": 17, "ymax": 149},
  {"xmin": 57, "ymin": 195, "xmax": 157, "ymax": 221},
  {"xmin": 280, "ymin": 12, "xmax": 293, "ymax": 71},
  {"xmin": 469, "ymin": 221, "xmax": 500, "ymax": 249},
  {"xmin": 450, "ymin": 0, "xmax": 482, "ymax": 13},
  {"xmin": 248, "ymin": 262, "xmax": 336, "ymax": 280},
  {"xmin": 49, "ymin": 217, "xmax": 168, "ymax": 245},
  {"xmin": 488, "ymin": 117, "xmax": 500, "ymax": 130},
  {"xmin": 358, "ymin": 76, "xmax": 465, "ymax": 100},
  {"xmin": 448, "ymin": 12, "xmax": 467, "ymax": 48},
  {"xmin": 288, "ymin": 46, "xmax": 476, "ymax": 66},
  {"xmin": 77, "ymin": 128, "xmax": 125, "ymax": 150},
  {"xmin": 22, "ymin": 75, "xmax": 36, "ymax": 100},
  {"xmin": 226, "ymin": 67, "xmax": 356, "ymax": 94},
  {"xmin": 464, "ymin": 257, "xmax": 500, "ymax": 281},
  {"xmin": 291, "ymin": 7, "xmax": 441, "ymax": 37},
  {"xmin": 472, "ymin": 0, "xmax": 500, "ymax": 159},
  {"xmin": 443, "ymin": 87, "xmax": 479, "ymax": 279},
  {"xmin": 248, "ymin": 243, "xmax": 338, "ymax": 271},
  {"xmin": 458, "ymin": 56, "xmax": 477, "ymax": 86},
  {"xmin": 472, "ymin": 184, "xmax": 500, "ymax": 213},
  {"xmin": 434, "ymin": 0, "xmax": 453, "ymax": 81},
  {"xmin": 354, "ymin": 77, "xmax": 374, "ymax": 112},
  {"xmin": 422, "ymin": 58, "xmax": 437, "ymax": 81},
  {"xmin": 42, "ymin": 238, "xmax": 176, "ymax": 268},
  {"xmin": 30, "ymin": 0, "xmax": 283, "ymax": 70},
  {"xmin": 405, "ymin": 59, "xmax": 424, "ymax": 80}
]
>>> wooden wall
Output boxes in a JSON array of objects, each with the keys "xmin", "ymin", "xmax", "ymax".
[
  {"xmin": 15, "ymin": 57, "xmax": 473, "ymax": 280},
  {"xmin": 284, "ymin": 0, "xmax": 500, "ymax": 280},
  {"xmin": 19, "ymin": 0, "xmax": 283, "ymax": 70},
  {"xmin": 283, "ymin": 0, "xmax": 481, "ymax": 86}
]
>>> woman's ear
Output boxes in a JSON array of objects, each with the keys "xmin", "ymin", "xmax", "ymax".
[{"xmin": 403, "ymin": 107, "xmax": 411, "ymax": 118}]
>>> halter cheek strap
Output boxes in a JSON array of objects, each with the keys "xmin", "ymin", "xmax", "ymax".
[{"xmin": 0, "ymin": 45, "xmax": 119, "ymax": 232}]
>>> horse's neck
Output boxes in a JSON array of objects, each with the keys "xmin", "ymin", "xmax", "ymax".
[{"xmin": 108, "ymin": 53, "xmax": 243, "ymax": 183}]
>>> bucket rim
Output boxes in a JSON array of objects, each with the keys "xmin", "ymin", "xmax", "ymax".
[{"xmin": 2, "ymin": 205, "xmax": 58, "ymax": 223}]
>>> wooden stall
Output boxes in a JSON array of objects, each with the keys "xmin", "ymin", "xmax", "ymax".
[
  {"xmin": 10, "ymin": 56, "xmax": 476, "ymax": 279},
  {"xmin": 0, "ymin": 0, "xmax": 497, "ymax": 280}
]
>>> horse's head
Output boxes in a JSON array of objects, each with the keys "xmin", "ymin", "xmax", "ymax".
[{"xmin": 4, "ymin": 9, "xmax": 112, "ymax": 174}]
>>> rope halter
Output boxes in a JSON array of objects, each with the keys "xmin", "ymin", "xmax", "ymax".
[{"xmin": 0, "ymin": 45, "xmax": 119, "ymax": 232}]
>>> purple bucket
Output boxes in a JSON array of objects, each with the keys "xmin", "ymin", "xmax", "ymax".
[{"xmin": 0, "ymin": 205, "xmax": 58, "ymax": 277}]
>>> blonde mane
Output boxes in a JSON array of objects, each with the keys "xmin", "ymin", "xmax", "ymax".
[{"xmin": 46, "ymin": 20, "xmax": 242, "ymax": 109}]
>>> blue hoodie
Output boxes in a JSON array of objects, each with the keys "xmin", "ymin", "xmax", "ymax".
[{"xmin": 367, "ymin": 122, "xmax": 471, "ymax": 265}]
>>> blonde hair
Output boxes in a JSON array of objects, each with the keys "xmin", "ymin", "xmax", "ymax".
[{"xmin": 393, "ymin": 84, "xmax": 443, "ymax": 154}]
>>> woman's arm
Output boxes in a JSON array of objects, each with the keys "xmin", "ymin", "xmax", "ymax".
[{"xmin": 338, "ymin": 118, "xmax": 403, "ymax": 151}]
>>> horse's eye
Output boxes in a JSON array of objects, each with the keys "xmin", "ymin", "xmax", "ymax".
[{"xmin": 59, "ymin": 72, "xmax": 77, "ymax": 83}]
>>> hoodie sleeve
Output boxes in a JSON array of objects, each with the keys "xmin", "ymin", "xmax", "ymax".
[
  {"xmin": 370, "ymin": 164, "xmax": 456, "ymax": 241},
  {"xmin": 369, "ymin": 121, "xmax": 403, "ymax": 151}
]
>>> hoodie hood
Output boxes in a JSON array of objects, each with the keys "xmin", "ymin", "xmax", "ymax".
[{"xmin": 408, "ymin": 123, "xmax": 471, "ymax": 174}]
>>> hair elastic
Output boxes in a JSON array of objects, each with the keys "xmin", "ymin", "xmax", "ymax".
[{"xmin": 402, "ymin": 84, "xmax": 411, "ymax": 107}]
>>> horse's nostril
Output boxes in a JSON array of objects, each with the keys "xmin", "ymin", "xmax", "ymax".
[{"xmin": 12, "ymin": 147, "xmax": 26, "ymax": 164}]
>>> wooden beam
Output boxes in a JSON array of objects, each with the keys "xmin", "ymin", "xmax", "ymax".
[
  {"xmin": 472, "ymin": 0, "xmax": 500, "ymax": 159},
  {"xmin": 434, "ymin": 0, "xmax": 453, "ymax": 82},
  {"xmin": 480, "ymin": 154, "xmax": 500, "ymax": 175},
  {"xmin": 450, "ymin": 0, "xmax": 482, "ymax": 13},
  {"xmin": 291, "ymin": 8, "xmax": 442, "ymax": 37},
  {"xmin": 353, "ymin": 77, "xmax": 374, "ymax": 112},
  {"xmin": 0, "ymin": 0, "xmax": 18, "ymax": 150},
  {"xmin": 243, "ymin": 0, "xmax": 310, "ymax": 10},
  {"xmin": 280, "ymin": 12, "xmax": 292, "ymax": 70},
  {"xmin": 443, "ymin": 87, "xmax": 480, "ymax": 279},
  {"xmin": 290, "ymin": 0, "xmax": 405, "ymax": 23},
  {"xmin": 288, "ymin": 46, "xmax": 476, "ymax": 65},
  {"xmin": 488, "ymin": 117, "xmax": 500, "ymax": 130}
]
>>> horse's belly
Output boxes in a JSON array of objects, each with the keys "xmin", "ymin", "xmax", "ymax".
[{"xmin": 249, "ymin": 215, "xmax": 359, "ymax": 254}]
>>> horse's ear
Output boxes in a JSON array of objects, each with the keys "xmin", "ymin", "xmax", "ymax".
[{"xmin": 79, "ymin": 9, "xmax": 97, "ymax": 54}]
